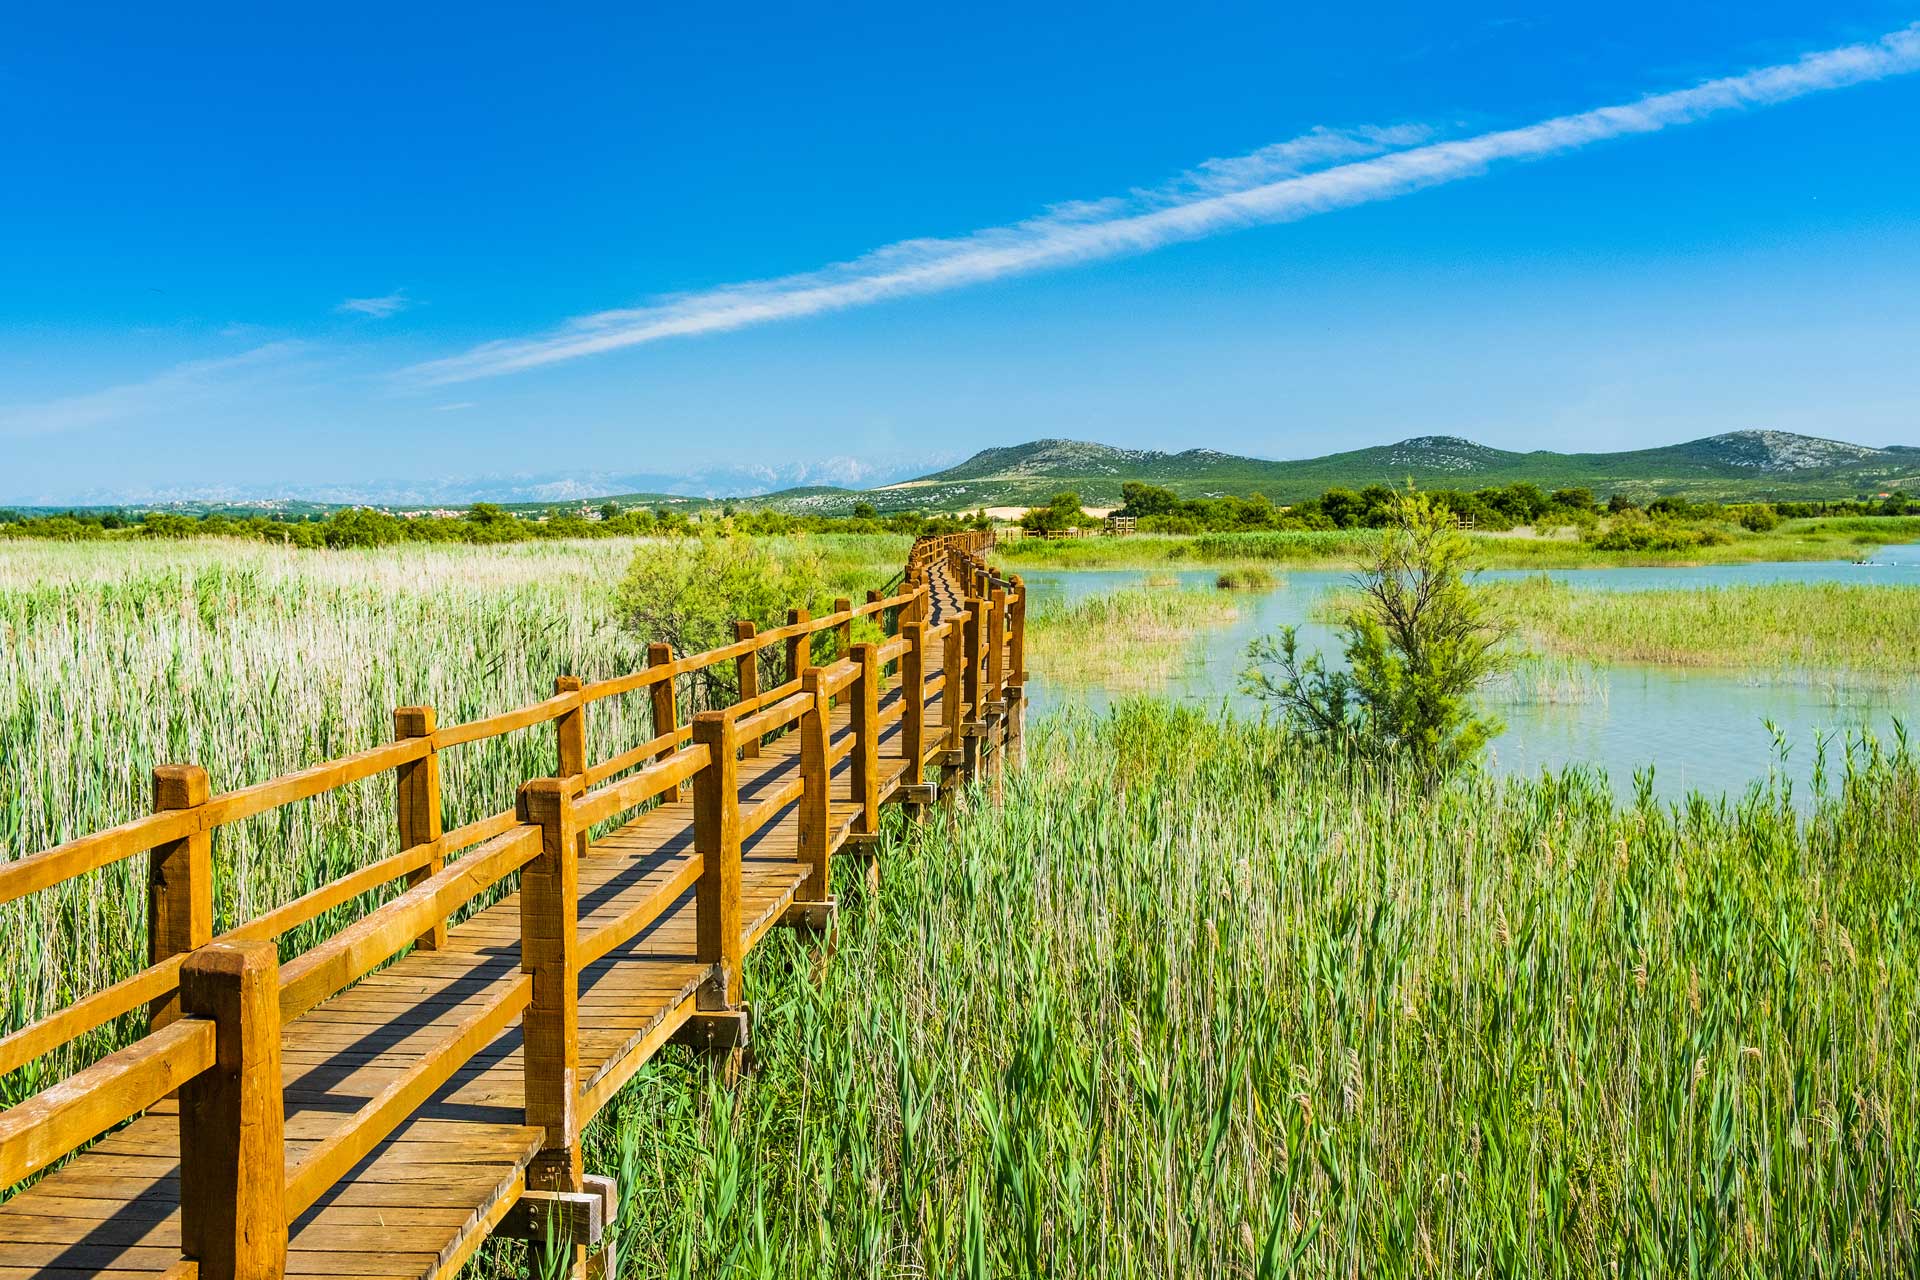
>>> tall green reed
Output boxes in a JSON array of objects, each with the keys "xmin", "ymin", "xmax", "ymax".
[{"xmin": 584, "ymin": 700, "xmax": 1918, "ymax": 1277}]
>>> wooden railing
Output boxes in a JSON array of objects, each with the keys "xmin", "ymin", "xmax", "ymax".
[{"xmin": 0, "ymin": 531, "xmax": 1020, "ymax": 1277}]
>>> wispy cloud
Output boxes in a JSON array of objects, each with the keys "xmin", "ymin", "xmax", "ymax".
[
  {"xmin": 432, "ymin": 401, "xmax": 476, "ymax": 412},
  {"xmin": 406, "ymin": 23, "xmax": 1920, "ymax": 386},
  {"xmin": 337, "ymin": 289, "xmax": 411, "ymax": 318},
  {"xmin": 0, "ymin": 343, "xmax": 305, "ymax": 437}
]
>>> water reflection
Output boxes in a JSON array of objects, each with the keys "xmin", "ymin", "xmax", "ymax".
[{"xmin": 1017, "ymin": 544, "xmax": 1920, "ymax": 801}]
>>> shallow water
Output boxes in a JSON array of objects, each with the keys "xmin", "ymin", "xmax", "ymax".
[{"xmin": 1018, "ymin": 544, "xmax": 1920, "ymax": 801}]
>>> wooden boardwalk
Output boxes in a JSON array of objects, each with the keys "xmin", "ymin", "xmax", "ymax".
[{"xmin": 0, "ymin": 533, "xmax": 1024, "ymax": 1280}]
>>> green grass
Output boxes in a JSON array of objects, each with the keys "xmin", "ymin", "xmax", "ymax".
[
  {"xmin": 576, "ymin": 700, "xmax": 1920, "ymax": 1276},
  {"xmin": 998, "ymin": 517, "xmax": 1920, "ymax": 572},
  {"xmin": 1492, "ymin": 578, "xmax": 1920, "ymax": 679},
  {"xmin": 1025, "ymin": 586, "xmax": 1241, "ymax": 690},
  {"xmin": 1214, "ymin": 564, "xmax": 1279, "ymax": 591}
]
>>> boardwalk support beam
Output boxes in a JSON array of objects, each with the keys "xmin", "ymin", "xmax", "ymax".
[{"xmin": 499, "ymin": 1189, "xmax": 606, "ymax": 1248}]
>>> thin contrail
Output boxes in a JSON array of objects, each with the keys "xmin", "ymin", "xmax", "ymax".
[{"xmin": 407, "ymin": 24, "xmax": 1920, "ymax": 386}]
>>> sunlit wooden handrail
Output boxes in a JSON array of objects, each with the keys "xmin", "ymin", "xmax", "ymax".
[{"xmin": 0, "ymin": 1016, "xmax": 215, "ymax": 1188}]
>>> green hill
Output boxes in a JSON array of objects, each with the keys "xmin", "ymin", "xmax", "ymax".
[{"xmin": 826, "ymin": 431, "xmax": 1920, "ymax": 514}]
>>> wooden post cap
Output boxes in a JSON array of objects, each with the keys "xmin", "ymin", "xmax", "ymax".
[
  {"xmin": 393, "ymin": 706, "xmax": 436, "ymax": 734},
  {"xmin": 153, "ymin": 763, "xmax": 210, "ymax": 809},
  {"xmin": 517, "ymin": 776, "xmax": 571, "ymax": 822}
]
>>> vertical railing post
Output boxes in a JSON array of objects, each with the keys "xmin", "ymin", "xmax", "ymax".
[
  {"xmin": 943, "ymin": 610, "xmax": 967, "ymax": 755},
  {"xmin": 393, "ymin": 710, "xmax": 447, "ymax": 952},
  {"xmin": 516, "ymin": 779, "xmax": 583, "ymax": 1198},
  {"xmin": 796, "ymin": 670, "xmax": 831, "ymax": 900},
  {"xmin": 553, "ymin": 677, "xmax": 590, "ymax": 862},
  {"xmin": 179, "ymin": 939, "xmax": 285, "ymax": 1280},
  {"xmin": 867, "ymin": 589, "xmax": 890, "ymax": 691},
  {"xmin": 987, "ymin": 587, "xmax": 1007, "ymax": 711},
  {"xmin": 149, "ymin": 764, "xmax": 213, "ymax": 1028},
  {"xmin": 647, "ymin": 643, "xmax": 677, "ymax": 764},
  {"xmin": 786, "ymin": 607, "xmax": 811, "ymax": 685},
  {"xmin": 850, "ymin": 643, "xmax": 881, "ymax": 835},
  {"xmin": 833, "ymin": 597, "xmax": 853, "ymax": 659},
  {"xmin": 961, "ymin": 600, "xmax": 983, "ymax": 781},
  {"xmin": 690, "ymin": 712, "xmax": 743, "ymax": 1010},
  {"xmin": 1009, "ymin": 576, "xmax": 1027, "ymax": 686},
  {"xmin": 1007, "ymin": 579, "xmax": 1028, "ymax": 769},
  {"xmin": 554, "ymin": 677, "xmax": 587, "ymax": 781},
  {"xmin": 901, "ymin": 620, "xmax": 926, "ymax": 784},
  {"xmin": 733, "ymin": 620, "xmax": 760, "ymax": 759}
]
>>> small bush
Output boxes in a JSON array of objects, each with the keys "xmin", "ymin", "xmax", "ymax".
[
  {"xmin": 1243, "ymin": 486, "xmax": 1510, "ymax": 783},
  {"xmin": 1214, "ymin": 565, "xmax": 1277, "ymax": 591},
  {"xmin": 1586, "ymin": 511, "xmax": 1731, "ymax": 552}
]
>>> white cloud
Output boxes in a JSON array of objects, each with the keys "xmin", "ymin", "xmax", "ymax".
[
  {"xmin": 432, "ymin": 401, "xmax": 477, "ymax": 412},
  {"xmin": 337, "ymin": 290, "xmax": 411, "ymax": 318},
  {"xmin": 405, "ymin": 23, "xmax": 1920, "ymax": 386},
  {"xmin": 0, "ymin": 343, "xmax": 305, "ymax": 437}
]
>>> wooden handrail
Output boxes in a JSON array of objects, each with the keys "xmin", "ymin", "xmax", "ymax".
[
  {"xmin": 0, "ymin": 1016, "xmax": 216, "ymax": 1188},
  {"xmin": 283, "ymin": 971, "xmax": 532, "ymax": 1218},
  {"xmin": 574, "ymin": 744, "xmax": 712, "ymax": 831},
  {"xmin": 278, "ymin": 825, "xmax": 542, "ymax": 1022},
  {"xmin": 732, "ymin": 689, "xmax": 814, "ymax": 746},
  {"xmin": 577, "ymin": 853, "xmax": 704, "ymax": 968}
]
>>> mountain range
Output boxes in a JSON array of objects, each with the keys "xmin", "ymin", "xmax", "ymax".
[
  {"xmin": 21, "ymin": 430, "xmax": 1918, "ymax": 517},
  {"xmin": 735, "ymin": 430, "xmax": 1920, "ymax": 515}
]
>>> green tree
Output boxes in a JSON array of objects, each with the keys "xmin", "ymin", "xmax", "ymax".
[
  {"xmin": 1242, "ymin": 486, "xmax": 1510, "ymax": 783},
  {"xmin": 1118, "ymin": 481, "xmax": 1180, "ymax": 518},
  {"xmin": 615, "ymin": 532, "xmax": 828, "ymax": 706},
  {"xmin": 1019, "ymin": 491, "xmax": 1090, "ymax": 533}
]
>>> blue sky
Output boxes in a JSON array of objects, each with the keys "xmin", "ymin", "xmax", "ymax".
[{"xmin": 4, "ymin": 3, "xmax": 1919, "ymax": 504}]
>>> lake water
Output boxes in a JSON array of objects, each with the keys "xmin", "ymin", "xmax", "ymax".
[{"xmin": 1018, "ymin": 543, "xmax": 1920, "ymax": 801}]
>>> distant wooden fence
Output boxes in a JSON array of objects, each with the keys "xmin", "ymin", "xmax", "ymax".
[{"xmin": 0, "ymin": 529, "xmax": 1021, "ymax": 1278}]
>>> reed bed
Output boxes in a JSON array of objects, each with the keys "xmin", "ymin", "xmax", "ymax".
[
  {"xmin": 1215, "ymin": 565, "xmax": 1280, "ymax": 591},
  {"xmin": 0, "ymin": 535, "xmax": 903, "ymax": 1091},
  {"xmin": 1025, "ymin": 587, "xmax": 1241, "ymax": 690},
  {"xmin": 1493, "ymin": 578, "xmax": 1920, "ymax": 680},
  {"xmin": 998, "ymin": 518, "xmax": 1920, "ymax": 572},
  {"xmin": 582, "ymin": 700, "xmax": 1920, "ymax": 1278}
]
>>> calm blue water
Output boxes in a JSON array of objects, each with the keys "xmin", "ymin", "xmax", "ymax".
[{"xmin": 1020, "ymin": 543, "xmax": 1920, "ymax": 801}]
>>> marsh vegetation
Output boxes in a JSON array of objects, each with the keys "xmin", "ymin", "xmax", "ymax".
[
  {"xmin": 577, "ymin": 702, "xmax": 1920, "ymax": 1277},
  {"xmin": 1492, "ymin": 578, "xmax": 1920, "ymax": 680}
]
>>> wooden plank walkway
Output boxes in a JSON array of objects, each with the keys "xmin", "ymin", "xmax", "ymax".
[{"xmin": 0, "ymin": 536, "xmax": 1022, "ymax": 1280}]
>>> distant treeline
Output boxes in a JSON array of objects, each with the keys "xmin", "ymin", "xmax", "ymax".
[
  {"xmin": 0, "ymin": 500, "xmax": 989, "ymax": 548},
  {"xmin": 1104, "ymin": 480, "xmax": 1920, "ymax": 535}
]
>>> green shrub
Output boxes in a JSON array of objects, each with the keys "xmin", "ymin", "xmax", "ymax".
[
  {"xmin": 1243, "ymin": 487, "xmax": 1509, "ymax": 782},
  {"xmin": 1214, "ymin": 565, "xmax": 1277, "ymax": 590},
  {"xmin": 1586, "ymin": 511, "xmax": 1731, "ymax": 552}
]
